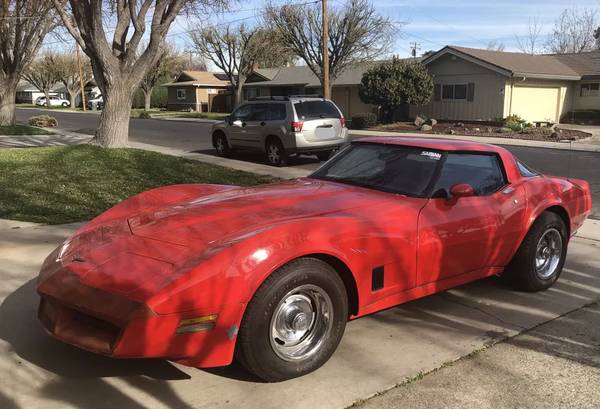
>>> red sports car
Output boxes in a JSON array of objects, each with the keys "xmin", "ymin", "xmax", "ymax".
[{"xmin": 37, "ymin": 137, "xmax": 592, "ymax": 381}]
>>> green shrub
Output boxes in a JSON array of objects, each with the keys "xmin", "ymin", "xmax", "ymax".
[
  {"xmin": 138, "ymin": 111, "xmax": 152, "ymax": 119},
  {"xmin": 351, "ymin": 112, "xmax": 377, "ymax": 129},
  {"xmin": 28, "ymin": 115, "xmax": 58, "ymax": 128},
  {"xmin": 503, "ymin": 114, "xmax": 532, "ymax": 132}
]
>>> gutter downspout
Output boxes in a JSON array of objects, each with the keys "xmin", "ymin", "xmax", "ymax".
[{"xmin": 508, "ymin": 75, "xmax": 527, "ymax": 116}]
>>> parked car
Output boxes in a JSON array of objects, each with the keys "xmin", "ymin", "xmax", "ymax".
[
  {"xmin": 35, "ymin": 96, "xmax": 70, "ymax": 107},
  {"xmin": 211, "ymin": 96, "xmax": 348, "ymax": 166},
  {"xmin": 87, "ymin": 95, "xmax": 104, "ymax": 110},
  {"xmin": 36, "ymin": 137, "xmax": 591, "ymax": 381}
]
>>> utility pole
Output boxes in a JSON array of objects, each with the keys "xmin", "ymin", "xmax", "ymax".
[
  {"xmin": 410, "ymin": 42, "xmax": 421, "ymax": 59},
  {"xmin": 75, "ymin": 44, "xmax": 86, "ymax": 111},
  {"xmin": 322, "ymin": 0, "xmax": 330, "ymax": 99}
]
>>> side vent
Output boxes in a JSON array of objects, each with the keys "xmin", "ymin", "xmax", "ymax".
[{"xmin": 371, "ymin": 266, "xmax": 384, "ymax": 291}]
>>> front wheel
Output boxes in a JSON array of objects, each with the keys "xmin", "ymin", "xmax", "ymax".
[
  {"xmin": 213, "ymin": 132, "xmax": 231, "ymax": 157},
  {"xmin": 61, "ymin": 102, "xmax": 69, "ymax": 107},
  {"xmin": 236, "ymin": 258, "xmax": 348, "ymax": 382},
  {"xmin": 503, "ymin": 211, "xmax": 567, "ymax": 292}
]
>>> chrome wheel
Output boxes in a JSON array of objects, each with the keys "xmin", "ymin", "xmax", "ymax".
[
  {"xmin": 267, "ymin": 143, "xmax": 281, "ymax": 164},
  {"xmin": 214, "ymin": 135, "xmax": 226, "ymax": 154},
  {"xmin": 269, "ymin": 284, "xmax": 334, "ymax": 362},
  {"xmin": 535, "ymin": 228, "xmax": 563, "ymax": 279}
]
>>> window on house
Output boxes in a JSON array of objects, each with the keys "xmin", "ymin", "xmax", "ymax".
[
  {"xmin": 436, "ymin": 83, "xmax": 475, "ymax": 101},
  {"xmin": 176, "ymin": 89, "xmax": 186, "ymax": 100},
  {"xmin": 580, "ymin": 83, "xmax": 600, "ymax": 97}
]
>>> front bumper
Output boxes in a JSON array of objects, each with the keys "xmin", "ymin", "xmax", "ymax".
[{"xmin": 36, "ymin": 246, "xmax": 243, "ymax": 368}]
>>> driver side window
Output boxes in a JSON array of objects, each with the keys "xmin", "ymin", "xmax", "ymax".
[{"xmin": 432, "ymin": 153, "xmax": 506, "ymax": 197}]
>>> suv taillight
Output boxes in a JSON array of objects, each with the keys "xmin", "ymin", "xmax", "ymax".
[
  {"xmin": 291, "ymin": 121, "xmax": 304, "ymax": 132},
  {"xmin": 340, "ymin": 117, "xmax": 346, "ymax": 128}
]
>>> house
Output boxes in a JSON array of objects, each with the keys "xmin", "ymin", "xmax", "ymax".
[
  {"xmin": 412, "ymin": 46, "xmax": 600, "ymax": 123},
  {"xmin": 243, "ymin": 63, "xmax": 385, "ymax": 119},
  {"xmin": 163, "ymin": 71, "xmax": 232, "ymax": 112},
  {"xmin": 15, "ymin": 81, "xmax": 65, "ymax": 104}
]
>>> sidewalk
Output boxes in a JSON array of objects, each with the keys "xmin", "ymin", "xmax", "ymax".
[{"xmin": 0, "ymin": 218, "xmax": 598, "ymax": 409}]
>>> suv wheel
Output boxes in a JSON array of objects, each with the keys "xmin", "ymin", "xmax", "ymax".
[
  {"xmin": 213, "ymin": 132, "xmax": 231, "ymax": 157},
  {"xmin": 61, "ymin": 102, "xmax": 69, "ymax": 107},
  {"xmin": 266, "ymin": 138, "xmax": 288, "ymax": 166}
]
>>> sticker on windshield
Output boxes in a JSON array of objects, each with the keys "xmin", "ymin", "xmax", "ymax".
[{"xmin": 421, "ymin": 151, "xmax": 441, "ymax": 160}]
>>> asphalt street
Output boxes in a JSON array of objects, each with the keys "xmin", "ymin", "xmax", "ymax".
[{"xmin": 15, "ymin": 108, "xmax": 600, "ymax": 219}]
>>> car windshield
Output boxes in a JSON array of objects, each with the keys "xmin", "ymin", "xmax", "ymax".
[
  {"xmin": 294, "ymin": 100, "xmax": 341, "ymax": 120},
  {"xmin": 310, "ymin": 143, "xmax": 443, "ymax": 197}
]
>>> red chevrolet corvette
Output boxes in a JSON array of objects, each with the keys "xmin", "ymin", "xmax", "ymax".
[{"xmin": 37, "ymin": 137, "xmax": 592, "ymax": 381}]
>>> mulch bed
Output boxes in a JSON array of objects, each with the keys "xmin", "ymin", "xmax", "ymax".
[{"xmin": 369, "ymin": 122, "xmax": 591, "ymax": 142}]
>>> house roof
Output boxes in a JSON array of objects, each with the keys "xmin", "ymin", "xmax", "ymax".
[
  {"xmin": 163, "ymin": 71, "xmax": 231, "ymax": 87},
  {"xmin": 16, "ymin": 81, "xmax": 64, "ymax": 92},
  {"xmin": 246, "ymin": 60, "xmax": 415, "ymax": 88},
  {"xmin": 424, "ymin": 46, "xmax": 600, "ymax": 80}
]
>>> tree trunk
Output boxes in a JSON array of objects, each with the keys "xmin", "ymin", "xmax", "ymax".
[
  {"xmin": 235, "ymin": 81, "xmax": 244, "ymax": 108},
  {"xmin": 94, "ymin": 87, "xmax": 133, "ymax": 148},
  {"xmin": 0, "ymin": 82, "xmax": 17, "ymax": 126},
  {"xmin": 44, "ymin": 90, "xmax": 51, "ymax": 106},
  {"xmin": 68, "ymin": 90, "xmax": 77, "ymax": 109},
  {"xmin": 143, "ymin": 88, "xmax": 152, "ymax": 111},
  {"xmin": 322, "ymin": 82, "xmax": 332, "ymax": 99}
]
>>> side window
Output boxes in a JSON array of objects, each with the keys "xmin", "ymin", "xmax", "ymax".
[
  {"xmin": 517, "ymin": 160, "xmax": 539, "ymax": 177},
  {"xmin": 433, "ymin": 153, "xmax": 506, "ymax": 197},
  {"xmin": 250, "ymin": 104, "xmax": 269, "ymax": 121},
  {"xmin": 231, "ymin": 104, "xmax": 253, "ymax": 121},
  {"xmin": 268, "ymin": 104, "xmax": 287, "ymax": 121}
]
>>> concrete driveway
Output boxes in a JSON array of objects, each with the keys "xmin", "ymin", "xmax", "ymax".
[{"xmin": 1, "ymin": 219, "xmax": 599, "ymax": 409}]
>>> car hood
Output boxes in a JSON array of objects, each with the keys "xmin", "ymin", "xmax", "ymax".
[
  {"xmin": 41, "ymin": 178, "xmax": 394, "ymax": 301},
  {"xmin": 127, "ymin": 178, "xmax": 383, "ymax": 248}
]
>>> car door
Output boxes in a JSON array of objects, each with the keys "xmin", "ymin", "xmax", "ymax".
[
  {"xmin": 416, "ymin": 152, "xmax": 509, "ymax": 286},
  {"xmin": 228, "ymin": 104, "xmax": 254, "ymax": 147}
]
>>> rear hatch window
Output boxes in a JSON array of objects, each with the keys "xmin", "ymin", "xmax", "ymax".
[{"xmin": 294, "ymin": 100, "xmax": 341, "ymax": 120}]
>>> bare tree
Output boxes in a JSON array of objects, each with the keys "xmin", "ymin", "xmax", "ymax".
[
  {"xmin": 52, "ymin": 0, "xmax": 226, "ymax": 147},
  {"xmin": 53, "ymin": 51, "xmax": 93, "ymax": 108},
  {"xmin": 486, "ymin": 40, "xmax": 505, "ymax": 52},
  {"xmin": 0, "ymin": 1, "xmax": 59, "ymax": 125},
  {"xmin": 516, "ymin": 17, "xmax": 543, "ymax": 55},
  {"xmin": 22, "ymin": 53, "xmax": 62, "ymax": 105},
  {"xmin": 191, "ymin": 23, "xmax": 264, "ymax": 106},
  {"xmin": 265, "ymin": 0, "xmax": 396, "ymax": 97},
  {"xmin": 546, "ymin": 8, "xmax": 597, "ymax": 54},
  {"xmin": 140, "ymin": 45, "xmax": 187, "ymax": 111}
]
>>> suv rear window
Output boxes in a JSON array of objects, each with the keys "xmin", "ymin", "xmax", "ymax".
[{"xmin": 294, "ymin": 100, "xmax": 341, "ymax": 120}]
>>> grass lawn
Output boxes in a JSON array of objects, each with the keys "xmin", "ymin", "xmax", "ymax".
[
  {"xmin": 0, "ymin": 124, "xmax": 54, "ymax": 135},
  {"xmin": 0, "ymin": 145, "xmax": 275, "ymax": 224}
]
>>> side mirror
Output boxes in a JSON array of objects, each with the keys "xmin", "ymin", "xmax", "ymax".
[{"xmin": 449, "ymin": 183, "xmax": 474, "ymax": 199}]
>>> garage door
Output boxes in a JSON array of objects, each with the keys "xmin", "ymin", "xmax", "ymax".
[{"xmin": 511, "ymin": 86, "xmax": 560, "ymax": 123}]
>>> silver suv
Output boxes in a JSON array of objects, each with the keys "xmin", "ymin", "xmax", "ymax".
[{"xmin": 211, "ymin": 96, "xmax": 348, "ymax": 166}]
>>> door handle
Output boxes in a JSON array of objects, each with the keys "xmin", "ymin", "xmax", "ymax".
[{"xmin": 260, "ymin": 121, "xmax": 266, "ymax": 126}]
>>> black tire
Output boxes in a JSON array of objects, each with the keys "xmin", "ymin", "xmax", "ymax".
[
  {"xmin": 61, "ymin": 102, "xmax": 68, "ymax": 107},
  {"xmin": 315, "ymin": 151, "xmax": 332, "ymax": 162},
  {"xmin": 213, "ymin": 131, "xmax": 231, "ymax": 157},
  {"xmin": 236, "ymin": 257, "xmax": 348, "ymax": 382},
  {"xmin": 265, "ymin": 137, "xmax": 288, "ymax": 166},
  {"xmin": 503, "ymin": 211, "xmax": 568, "ymax": 292}
]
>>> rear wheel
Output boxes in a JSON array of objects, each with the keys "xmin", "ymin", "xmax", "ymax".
[
  {"xmin": 315, "ymin": 151, "xmax": 332, "ymax": 162},
  {"xmin": 236, "ymin": 258, "xmax": 348, "ymax": 382},
  {"xmin": 266, "ymin": 138, "xmax": 288, "ymax": 166},
  {"xmin": 503, "ymin": 211, "xmax": 567, "ymax": 292},
  {"xmin": 213, "ymin": 132, "xmax": 231, "ymax": 157},
  {"xmin": 61, "ymin": 102, "xmax": 69, "ymax": 107}
]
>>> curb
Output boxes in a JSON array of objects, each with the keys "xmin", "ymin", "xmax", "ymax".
[{"xmin": 349, "ymin": 130, "xmax": 600, "ymax": 153}]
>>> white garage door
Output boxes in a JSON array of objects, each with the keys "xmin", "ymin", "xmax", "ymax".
[{"xmin": 511, "ymin": 86, "xmax": 560, "ymax": 123}]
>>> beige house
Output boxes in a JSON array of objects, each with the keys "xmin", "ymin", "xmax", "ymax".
[
  {"xmin": 164, "ymin": 71, "xmax": 232, "ymax": 112},
  {"xmin": 413, "ymin": 46, "xmax": 600, "ymax": 123},
  {"xmin": 243, "ymin": 64, "xmax": 380, "ymax": 119}
]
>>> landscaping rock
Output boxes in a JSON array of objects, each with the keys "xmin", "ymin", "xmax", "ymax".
[
  {"xmin": 414, "ymin": 116, "xmax": 426, "ymax": 127},
  {"xmin": 473, "ymin": 127, "xmax": 480, "ymax": 132},
  {"xmin": 549, "ymin": 132, "xmax": 559, "ymax": 139},
  {"xmin": 486, "ymin": 127, "xmax": 493, "ymax": 133},
  {"xmin": 428, "ymin": 118, "xmax": 437, "ymax": 126},
  {"xmin": 449, "ymin": 129, "xmax": 457, "ymax": 135},
  {"xmin": 456, "ymin": 122, "xmax": 465, "ymax": 127},
  {"xmin": 498, "ymin": 127, "xmax": 512, "ymax": 133},
  {"xmin": 420, "ymin": 124, "xmax": 433, "ymax": 131}
]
